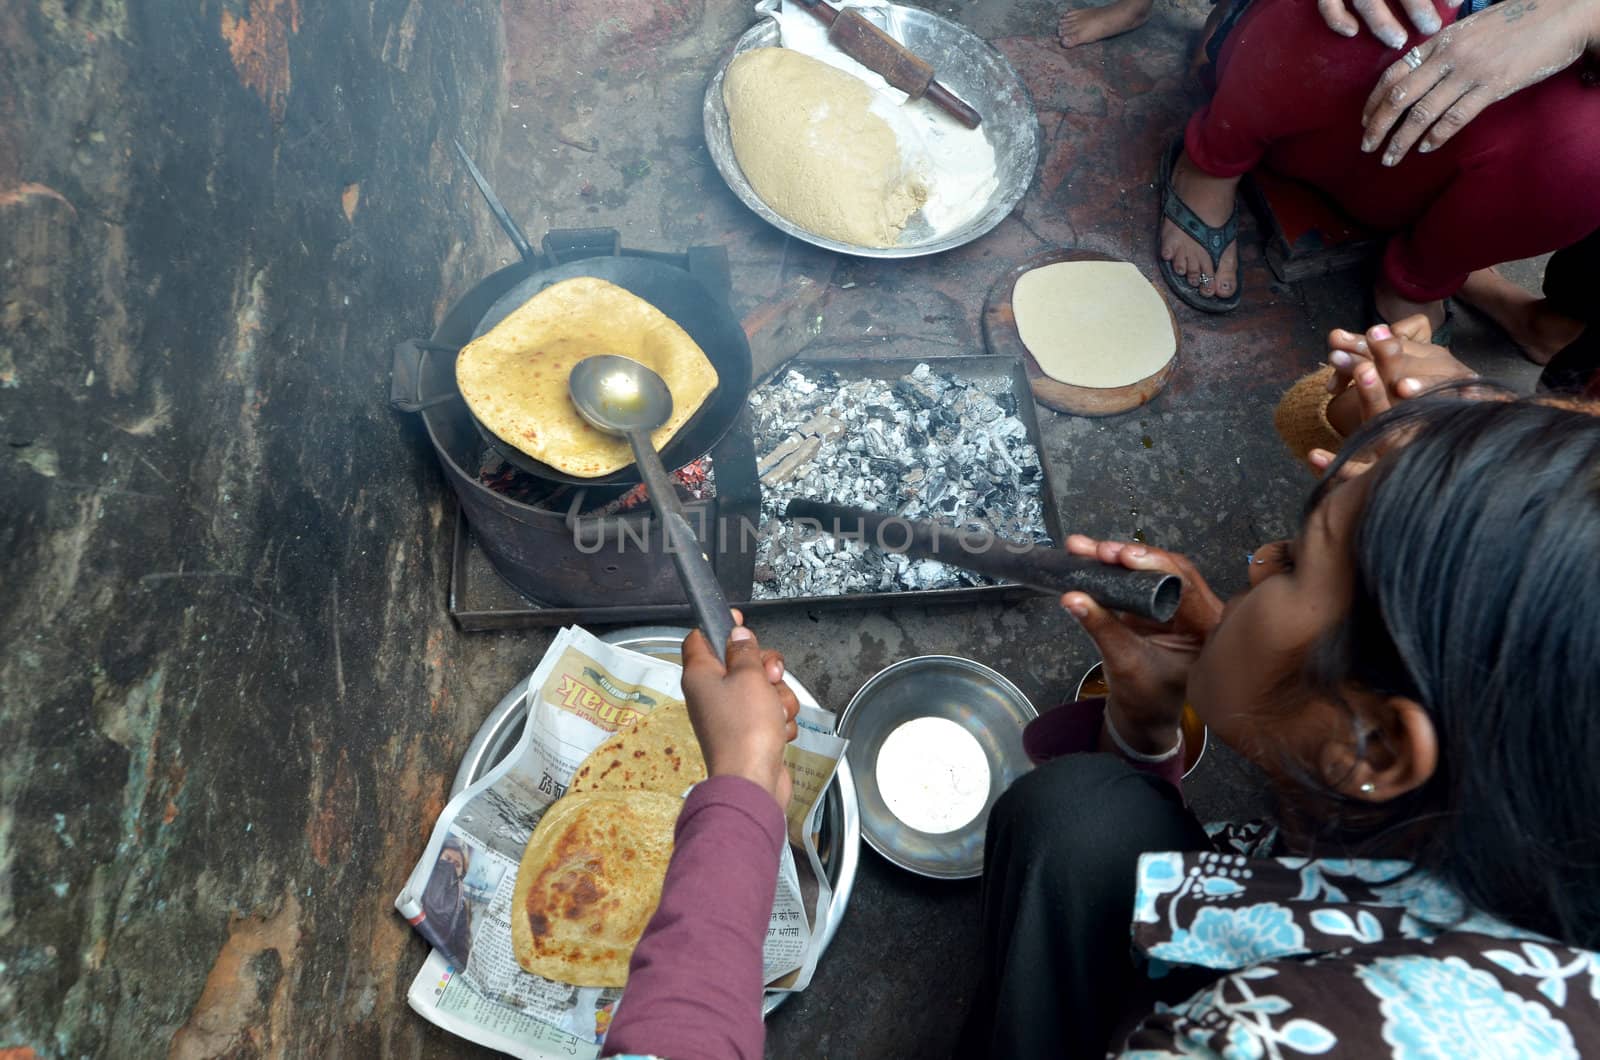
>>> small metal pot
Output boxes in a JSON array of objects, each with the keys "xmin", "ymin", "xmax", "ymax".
[{"xmin": 839, "ymin": 655, "xmax": 1038, "ymax": 880}]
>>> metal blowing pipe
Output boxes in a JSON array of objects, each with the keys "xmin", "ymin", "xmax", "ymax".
[{"xmin": 782, "ymin": 499, "xmax": 1182, "ymax": 623}]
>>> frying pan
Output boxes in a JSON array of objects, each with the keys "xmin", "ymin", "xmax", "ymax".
[
  {"xmin": 462, "ymin": 255, "xmax": 753, "ymax": 487},
  {"xmin": 438, "ymin": 140, "xmax": 752, "ymax": 488}
]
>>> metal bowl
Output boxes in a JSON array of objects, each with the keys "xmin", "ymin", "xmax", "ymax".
[
  {"xmin": 703, "ymin": 4, "xmax": 1040, "ymax": 258},
  {"xmin": 452, "ymin": 626, "xmax": 860, "ymax": 1017},
  {"xmin": 1074, "ymin": 661, "xmax": 1209, "ymax": 778},
  {"xmin": 838, "ymin": 655, "xmax": 1038, "ymax": 879}
]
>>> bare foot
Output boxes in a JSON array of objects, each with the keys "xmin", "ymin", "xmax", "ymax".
[
  {"xmin": 1159, "ymin": 149, "xmax": 1240, "ymax": 301},
  {"xmin": 1372, "ymin": 275, "xmax": 1446, "ymax": 338},
  {"xmin": 1457, "ymin": 267, "xmax": 1585, "ymax": 366},
  {"xmin": 1059, "ymin": 0, "xmax": 1153, "ymax": 47}
]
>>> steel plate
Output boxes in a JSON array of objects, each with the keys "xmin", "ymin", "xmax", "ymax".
[
  {"xmin": 452, "ymin": 626, "xmax": 860, "ymax": 1017},
  {"xmin": 838, "ymin": 654, "xmax": 1036, "ymax": 879},
  {"xmin": 703, "ymin": 4, "xmax": 1039, "ymax": 258}
]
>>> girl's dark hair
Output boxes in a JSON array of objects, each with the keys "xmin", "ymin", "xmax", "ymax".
[{"xmin": 1297, "ymin": 392, "xmax": 1600, "ymax": 948}]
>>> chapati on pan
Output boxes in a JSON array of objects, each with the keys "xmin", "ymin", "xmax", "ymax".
[{"xmin": 455, "ymin": 276, "xmax": 718, "ymax": 477}]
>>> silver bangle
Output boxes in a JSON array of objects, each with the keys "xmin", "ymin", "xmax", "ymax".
[{"xmin": 1105, "ymin": 706, "xmax": 1183, "ymax": 764}]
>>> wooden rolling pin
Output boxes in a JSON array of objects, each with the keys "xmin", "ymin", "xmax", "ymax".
[
  {"xmin": 783, "ymin": 499, "xmax": 1182, "ymax": 622},
  {"xmin": 792, "ymin": 0, "xmax": 983, "ymax": 128}
]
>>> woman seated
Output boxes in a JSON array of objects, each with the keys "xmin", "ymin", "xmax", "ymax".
[
  {"xmin": 960, "ymin": 391, "xmax": 1600, "ymax": 1055},
  {"xmin": 1159, "ymin": 0, "xmax": 1600, "ymax": 323}
]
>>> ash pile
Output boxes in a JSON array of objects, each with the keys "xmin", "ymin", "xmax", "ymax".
[{"xmin": 750, "ymin": 363, "xmax": 1050, "ymax": 599}]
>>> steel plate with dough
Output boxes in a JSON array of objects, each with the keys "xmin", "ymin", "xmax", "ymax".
[
  {"xmin": 510, "ymin": 789, "xmax": 681, "ymax": 987},
  {"xmin": 704, "ymin": 3, "xmax": 1039, "ymax": 258},
  {"xmin": 569, "ymin": 701, "xmax": 708, "ymax": 795},
  {"xmin": 454, "ymin": 276, "xmax": 719, "ymax": 478},
  {"xmin": 452, "ymin": 625, "xmax": 859, "ymax": 1018}
]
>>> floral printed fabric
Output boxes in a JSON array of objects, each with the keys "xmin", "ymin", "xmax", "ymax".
[{"xmin": 1120, "ymin": 830, "xmax": 1600, "ymax": 1058}]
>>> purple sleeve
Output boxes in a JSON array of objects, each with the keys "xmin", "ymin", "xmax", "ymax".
[
  {"xmin": 600, "ymin": 774, "xmax": 785, "ymax": 1060},
  {"xmin": 1022, "ymin": 697, "xmax": 1186, "ymax": 793}
]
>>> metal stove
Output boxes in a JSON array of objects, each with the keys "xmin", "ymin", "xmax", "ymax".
[{"xmin": 392, "ymin": 228, "xmax": 1066, "ymax": 631}]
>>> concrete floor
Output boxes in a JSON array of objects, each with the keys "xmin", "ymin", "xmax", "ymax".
[{"xmin": 1, "ymin": 0, "xmax": 1548, "ymax": 1053}]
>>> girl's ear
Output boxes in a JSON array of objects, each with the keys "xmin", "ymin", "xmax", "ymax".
[{"xmin": 1317, "ymin": 694, "xmax": 1438, "ymax": 802}]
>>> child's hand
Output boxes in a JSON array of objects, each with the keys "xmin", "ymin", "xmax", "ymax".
[
  {"xmin": 1314, "ymin": 317, "xmax": 1479, "ymax": 476},
  {"xmin": 1323, "ymin": 317, "xmax": 1476, "ymax": 435},
  {"xmin": 680, "ymin": 621, "xmax": 799, "ymax": 810},
  {"xmin": 1059, "ymin": 538, "xmax": 1224, "ymax": 755}
]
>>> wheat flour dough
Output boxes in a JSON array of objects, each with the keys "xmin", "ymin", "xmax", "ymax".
[
  {"xmin": 723, "ymin": 46, "xmax": 927, "ymax": 247},
  {"xmin": 1012, "ymin": 261, "xmax": 1177, "ymax": 389}
]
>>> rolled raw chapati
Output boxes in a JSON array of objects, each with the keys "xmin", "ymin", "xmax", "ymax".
[{"xmin": 1012, "ymin": 261, "xmax": 1177, "ymax": 389}]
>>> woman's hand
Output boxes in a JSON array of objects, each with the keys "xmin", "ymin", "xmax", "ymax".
[
  {"xmin": 1318, "ymin": 0, "xmax": 1452, "ymax": 49},
  {"xmin": 1362, "ymin": 0, "xmax": 1594, "ymax": 166},
  {"xmin": 1323, "ymin": 315, "xmax": 1476, "ymax": 435},
  {"xmin": 680, "ymin": 621, "xmax": 800, "ymax": 809},
  {"xmin": 1060, "ymin": 538, "xmax": 1224, "ymax": 753}
]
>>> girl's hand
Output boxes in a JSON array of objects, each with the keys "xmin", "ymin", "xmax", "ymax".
[
  {"xmin": 1312, "ymin": 317, "xmax": 1482, "ymax": 478},
  {"xmin": 681, "ymin": 622, "xmax": 800, "ymax": 809},
  {"xmin": 1318, "ymin": 0, "xmax": 1453, "ymax": 49},
  {"xmin": 1362, "ymin": 0, "xmax": 1593, "ymax": 166},
  {"xmin": 1323, "ymin": 316, "xmax": 1476, "ymax": 436},
  {"xmin": 1060, "ymin": 538, "xmax": 1224, "ymax": 753}
]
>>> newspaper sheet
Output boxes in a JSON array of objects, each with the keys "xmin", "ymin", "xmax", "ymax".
[{"xmin": 397, "ymin": 626, "xmax": 847, "ymax": 1048}]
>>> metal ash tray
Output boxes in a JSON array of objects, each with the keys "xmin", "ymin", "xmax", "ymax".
[
  {"xmin": 447, "ymin": 354, "xmax": 1065, "ymax": 630},
  {"xmin": 752, "ymin": 361, "xmax": 1052, "ymax": 599}
]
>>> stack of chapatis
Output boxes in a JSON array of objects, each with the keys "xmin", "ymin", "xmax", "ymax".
[
  {"xmin": 455, "ymin": 276, "xmax": 719, "ymax": 478},
  {"xmin": 511, "ymin": 703, "xmax": 709, "ymax": 987}
]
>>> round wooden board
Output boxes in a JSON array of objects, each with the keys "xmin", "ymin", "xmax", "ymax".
[{"xmin": 982, "ymin": 249, "xmax": 1182, "ymax": 416}]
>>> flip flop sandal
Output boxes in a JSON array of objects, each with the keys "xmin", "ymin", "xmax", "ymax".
[{"xmin": 1158, "ymin": 138, "xmax": 1242, "ymax": 314}]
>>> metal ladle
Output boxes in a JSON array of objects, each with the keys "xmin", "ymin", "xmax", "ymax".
[{"xmin": 569, "ymin": 355, "xmax": 736, "ymax": 662}]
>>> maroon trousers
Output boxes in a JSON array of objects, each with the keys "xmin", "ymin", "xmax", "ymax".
[{"xmin": 1187, "ymin": 0, "xmax": 1600, "ymax": 301}]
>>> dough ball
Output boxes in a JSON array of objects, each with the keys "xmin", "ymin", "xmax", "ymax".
[
  {"xmin": 1012, "ymin": 261, "xmax": 1177, "ymax": 389},
  {"xmin": 724, "ymin": 47, "xmax": 927, "ymax": 248}
]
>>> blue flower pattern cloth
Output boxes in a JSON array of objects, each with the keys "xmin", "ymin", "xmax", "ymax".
[{"xmin": 1120, "ymin": 826, "xmax": 1599, "ymax": 1058}]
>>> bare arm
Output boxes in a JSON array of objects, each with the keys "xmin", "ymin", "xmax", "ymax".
[{"xmin": 1363, "ymin": 0, "xmax": 1600, "ymax": 165}]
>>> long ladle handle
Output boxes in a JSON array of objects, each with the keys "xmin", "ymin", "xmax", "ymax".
[{"xmin": 627, "ymin": 430, "xmax": 736, "ymax": 663}]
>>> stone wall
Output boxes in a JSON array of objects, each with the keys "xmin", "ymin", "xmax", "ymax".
[{"xmin": 0, "ymin": 0, "xmax": 510, "ymax": 1053}]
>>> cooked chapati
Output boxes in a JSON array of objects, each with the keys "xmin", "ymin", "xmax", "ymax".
[
  {"xmin": 511, "ymin": 790, "xmax": 680, "ymax": 987},
  {"xmin": 568, "ymin": 702, "xmax": 707, "ymax": 796},
  {"xmin": 455, "ymin": 276, "xmax": 718, "ymax": 477}
]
